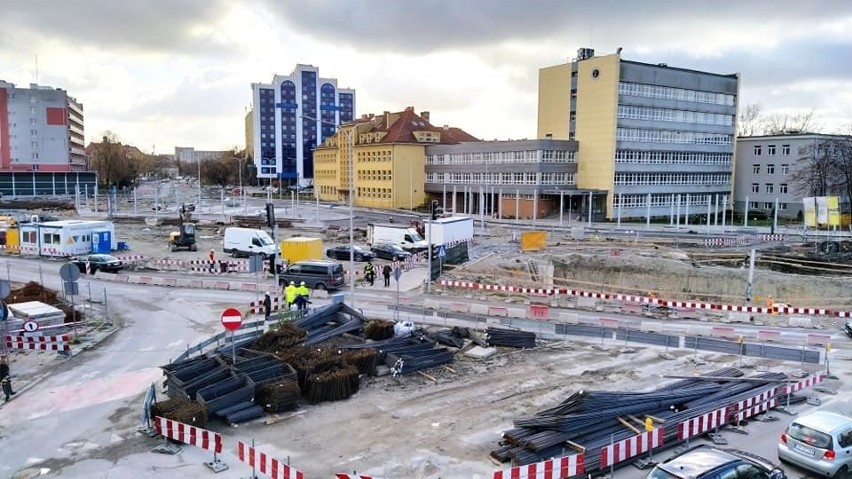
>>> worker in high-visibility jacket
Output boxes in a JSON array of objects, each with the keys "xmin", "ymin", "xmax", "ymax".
[
  {"xmin": 295, "ymin": 281, "xmax": 311, "ymax": 311},
  {"xmin": 284, "ymin": 281, "xmax": 298, "ymax": 310}
]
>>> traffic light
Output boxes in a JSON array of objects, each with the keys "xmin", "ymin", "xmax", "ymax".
[
  {"xmin": 265, "ymin": 202, "xmax": 275, "ymax": 228},
  {"xmin": 430, "ymin": 200, "xmax": 441, "ymax": 220}
]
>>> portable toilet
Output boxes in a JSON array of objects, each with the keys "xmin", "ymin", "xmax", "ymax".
[{"xmin": 92, "ymin": 230, "xmax": 112, "ymax": 254}]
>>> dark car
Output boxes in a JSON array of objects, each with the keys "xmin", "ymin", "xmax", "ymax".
[
  {"xmin": 370, "ymin": 242, "xmax": 412, "ymax": 261},
  {"xmin": 325, "ymin": 245, "xmax": 374, "ymax": 262},
  {"xmin": 648, "ymin": 445, "xmax": 785, "ymax": 479},
  {"xmin": 71, "ymin": 254, "xmax": 124, "ymax": 273}
]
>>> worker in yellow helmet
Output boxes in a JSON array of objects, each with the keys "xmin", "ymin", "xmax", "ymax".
[{"xmin": 284, "ymin": 281, "xmax": 298, "ymax": 310}]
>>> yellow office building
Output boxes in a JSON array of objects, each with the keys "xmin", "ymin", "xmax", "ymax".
[
  {"xmin": 313, "ymin": 107, "xmax": 478, "ymax": 209},
  {"xmin": 538, "ymin": 48, "xmax": 738, "ymax": 220}
]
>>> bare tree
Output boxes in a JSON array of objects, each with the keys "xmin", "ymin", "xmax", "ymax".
[
  {"xmin": 763, "ymin": 110, "xmax": 818, "ymax": 135},
  {"xmin": 790, "ymin": 133, "xmax": 852, "ymax": 211},
  {"xmin": 737, "ymin": 102, "xmax": 763, "ymax": 137}
]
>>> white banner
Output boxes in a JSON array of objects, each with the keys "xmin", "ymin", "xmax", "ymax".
[{"xmin": 816, "ymin": 196, "xmax": 829, "ymax": 224}]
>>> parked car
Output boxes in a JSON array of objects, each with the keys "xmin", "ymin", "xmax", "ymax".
[
  {"xmin": 326, "ymin": 245, "xmax": 374, "ymax": 262},
  {"xmin": 278, "ymin": 260, "xmax": 345, "ymax": 290},
  {"xmin": 778, "ymin": 410, "xmax": 852, "ymax": 478},
  {"xmin": 648, "ymin": 445, "xmax": 785, "ymax": 479},
  {"xmin": 71, "ymin": 254, "xmax": 124, "ymax": 273},
  {"xmin": 370, "ymin": 242, "xmax": 412, "ymax": 261}
]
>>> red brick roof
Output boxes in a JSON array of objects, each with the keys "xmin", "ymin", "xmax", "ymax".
[{"xmin": 354, "ymin": 107, "xmax": 478, "ymax": 145}]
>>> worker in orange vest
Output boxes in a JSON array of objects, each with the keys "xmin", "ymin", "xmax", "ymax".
[{"xmin": 208, "ymin": 249, "xmax": 216, "ymax": 273}]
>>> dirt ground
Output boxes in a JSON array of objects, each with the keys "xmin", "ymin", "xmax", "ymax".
[{"xmin": 228, "ymin": 339, "xmax": 820, "ymax": 478}]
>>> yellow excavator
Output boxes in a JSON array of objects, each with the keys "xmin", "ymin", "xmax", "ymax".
[{"xmin": 168, "ymin": 204, "xmax": 197, "ymax": 252}]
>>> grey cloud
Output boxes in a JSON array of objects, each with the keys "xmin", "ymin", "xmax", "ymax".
[
  {"xmin": 259, "ymin": 0, "xmax": 852, "ymax": 54},
  {"xmin": 1, "ymin": 0, "xmax": 232, "ymax": 54}
]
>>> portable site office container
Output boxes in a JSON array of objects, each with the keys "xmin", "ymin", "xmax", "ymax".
[{"xmin": 18, "ymin": 220, "xmax": 116, "ymax": 257}]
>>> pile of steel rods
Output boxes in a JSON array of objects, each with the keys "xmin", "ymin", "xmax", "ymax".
[
  {"xmin": 304, "ymin": 364, "xmax": 360, "ymax": 404},
  {"xmin": 487, "ymin": 327, "xmax": 536, "ymax": 348},
  {"xmin": 493, "ymin": 367, "xmax": 791, "ymax": 472}
]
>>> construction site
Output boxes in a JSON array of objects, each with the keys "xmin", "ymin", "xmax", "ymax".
[{"xmin": 1, "ymin": 189, "xmax": 851, "ymax": 478}]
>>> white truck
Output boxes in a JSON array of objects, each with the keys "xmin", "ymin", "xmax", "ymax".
[
  {"xmin": 424, "ymin": 216, "xmax": 474, "ymax": 246},
  {"xmin": 367, "ymin": 223, "xmax": 428, "ymax": 252}
]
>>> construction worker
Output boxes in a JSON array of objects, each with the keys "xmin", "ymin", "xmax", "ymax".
[
  {"xmin": 284, "ymin": 281, "xmax": 298, "ymax": 310},
  {"xmin": 262, "ymin": 292, "xmax": 272, "ymax": 321},
  {"xmin": 296, "ymin": 281, "xmax": 311, "ymax": 311},
  {"xmin": 208, "ymin": 249, "xmax": 216, "ymax": 273},
  {"xmin": 364, "ymin": 259, "xmax": 375, "ymax": 286},
  {"xmin": 0, "ymin": 356, "xmax": 14, "ymax": 402}
]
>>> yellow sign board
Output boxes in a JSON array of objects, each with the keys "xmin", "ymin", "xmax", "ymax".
[{"xmin": 827, "ymin": 196, "xmax": 841, "ymax": 226}]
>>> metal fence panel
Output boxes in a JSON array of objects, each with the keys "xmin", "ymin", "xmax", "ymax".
[{"xmin": 616, "ymin": 329, "xmax": 679, "ymax": 347}]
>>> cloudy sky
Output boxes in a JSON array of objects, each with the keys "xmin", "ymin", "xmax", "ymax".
[{"xmin": 2, "ymin": 0, "xmax": 851, "ymax": 152}]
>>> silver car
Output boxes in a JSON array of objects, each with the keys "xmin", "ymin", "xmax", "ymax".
[{"xmin": 778, "ymin": 410, "xmax": 852, "ymax": 478}]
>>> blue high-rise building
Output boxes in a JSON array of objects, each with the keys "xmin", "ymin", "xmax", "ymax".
[{"xmin": 249, "ymin": 64, "xmax": 355, "ymax": 184}]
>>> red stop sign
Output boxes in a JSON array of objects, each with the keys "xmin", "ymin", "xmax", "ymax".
[{"xmin": 221, "ymin": 307, "xmax": 243, "ymax": 331}]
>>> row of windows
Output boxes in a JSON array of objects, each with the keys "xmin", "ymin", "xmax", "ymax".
[
  {"xmin": 425, "ymin": 150, "xmax": 576, "ymax": 165},
  {"xmin": 614, "ymin": 193, "xmax": 728, "ymax": 208},
  {"xmin": 356, "ymin": 187, "xmax": 392, "ymax": 199},
  {"xmin": 750, "ymin": 202, "xmax": 788, "ymax": 210},
  {"xmin": 356, "ymin": 169, "xmax": 393, "ymax": 182},
  {"xmin": 616, "ymin": 128, "xmax": 733, "ymax": 145},
  {"xmin": 619, "ymin": 82, "xmax": 736, "ymax": 106},
  {"xmin": 752, "ymin": 164, "xmax": 790, "ymax": 175},
  {"xmin": 753, "ymin": 144, "xmax": 791, "ymax": 156},
  {"xmin": 356, "ymin": 150, "xmax": 393, "ymax": 162},
  {"xmin": 425, "ymin": 172, "xmax": 576, "ymax": 186},
  {"xmin": 617, "ymin": 105, "xmax": 734, "ymax": 126},
  {"xmin": 750, "ymin": 183, "xmax": 789, "ymax": 194},
  {"xmin": 615, "ymin": 150, "xmax": 732, "ymax": 166},
  {"xmin": 318, "ymin": 185, "xmax": 338, "ymax": 195},
  {"xmin": 614, "ymin": 173, "xmax": 730, "ymax": 186}
]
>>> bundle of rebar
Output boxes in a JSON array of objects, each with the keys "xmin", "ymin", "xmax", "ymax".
[
  {"xmin": 493, "ymin": 367, "xmax": 793, "ymax": 472},
  {"xmin": 340, "ymin": 348, "xmax": 379, "ymax": 375},
  {"xmin": 274, "ymin": 347, "xmax": 338, "ymax": 389},
  {"xmin": 150, "ymin": 397, "xmax": 208, "ymax": 428},
  {"xmin": 364, "ymin": 320, "xmax": 395, "ymax": 340},
  {"xmin": 250, "ymin": 323, "xmax": 307, "ymax": 352},
  {"xmin": 430, "ymin": 329, "xmax": 466, "ymax": 349},
  {"xmin": 486, "ymin": 327, "xmax": 536, "ymax": 348},
  {"xmin": 304, "ymin": 364, "xmax": 360, "ymax": 404},
  {"xmin": 387, "ymin": 348, "xmax": 455, "ymax": 375},
  {"xmin": 303, "ymin": 318, "xmax": 365, "ymax": 345},
  {"xmin": 256, "ymin": 381, "xmax": 301, "ymax": 413}
]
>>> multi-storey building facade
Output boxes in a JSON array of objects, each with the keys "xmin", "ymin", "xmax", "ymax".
[
  {"xmin": 424, "ymin": 140, "xmax": 579, "ymax": 220},
  {"xmin": 538, "ymin": 48, "xmax": 738, "ymax": 219},
  {"xmin": 734, "ymin": 134, "xmax": 850, "ymax": 219},
  {"xmin": 0, "ymin": 80, "xmax": 86, "ymax": 172},
  {"xmin": 249, "ymin": 65, "xmax": 355, "ymax": 185},
  {"xmin": 313, "ymin": 107, "xmax": 477, "ymax": 209}
]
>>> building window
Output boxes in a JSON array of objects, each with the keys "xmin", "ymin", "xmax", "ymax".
[
  {"xmin": 753, "ymin": 145, "xmax": 762, "ymax": 155},
  {"xmin": 753, "ymin": 164, "xmax": 760, "ymax": 174},
  {"xmin": 781, "ymin": 144, "xmax": 790, "ymax": 155},
  {"xmin": 765, "ymin": 183, "xmax": 774, "ymax": 193},
  {"xmin": 750, "ymin": 201, "xmax": 760, "ymax": 209},
  {"xmin": 767, "ymin": 145, "xmax": 776, "ymax": 155},
  {"xmin": 763, "ymin": 202, "xmax": 773, "ymax": 209},
  {"xmin": 780, "ymin": 183, "xmax": 788, "ymax": 194},
  {"xmin": 779, "ymin": 202, "xmax": 787, "ymax": 210},
  {"xmin": 766, "ymin": 164, "xmax": 775, "ymax": 174},
  {"xmin": 751, "ymin": 183, "xmax": 759, "ymax": 193},
  {"xmin": 781, "ymin": 164, "xmax": 789, "ymax": 175}
]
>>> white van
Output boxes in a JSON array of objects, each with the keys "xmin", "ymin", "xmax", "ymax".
[{"xmin": 223, "ymin": 227, "xmax": 276, "ymax": 258}]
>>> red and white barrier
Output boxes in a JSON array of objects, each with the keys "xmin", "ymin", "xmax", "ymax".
[
  {"xmin": 600, "ymin": 428, "xmax": 664, "ymax": 468},
  {"xmin": 493, "ymin": 453, "xmax": 585, "ymax": 479},
  {"xmin": 437, "ymin": 280, "xmax": 852, "ymax": 319},
  {"xmin": 678, "ymin": 407, "xmax": 728, "ymax": 441},
  {"xmin": 154, "ymin": 417, "xmax": 227, "ymax": 471},
  {"xmin": 734, "ymin": 388, "xmax": 778, "ymax": 422},
  {"xmin": 250, "ymin": 295, "xmax": 282, "ymax": 314},
  {"xmin": 336, "ymin": 474, "xmax": 380, "ymax": 479},
  {"xmin": 528, "ymin": 305, "xmax": 550, "ymax": 319},
  {"xmin": 784, "ymin": 374, "xmax": 826, "ymax": 395},
  {"xmin": 115, "ymin": 254, "xmax": 145, "ymax": 262},
  {"xmin": 237, "ymin": 440, "xmax": 303, "ymax": 479},
  {"xmin": 5, "ymin": 334, "xmax": 70, "ymax": 352},
  {"xmin": 155, "ymin": 416, "xmax": 222, "ymax": 453}
]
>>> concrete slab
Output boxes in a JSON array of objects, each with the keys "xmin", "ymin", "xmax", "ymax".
[{"xmin": 464, "ymin": 346, "xmax": 497, "ymax": 360}]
